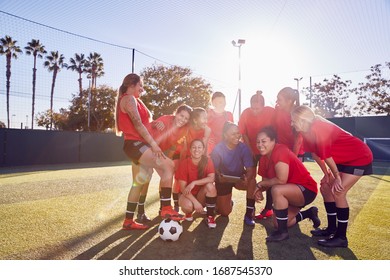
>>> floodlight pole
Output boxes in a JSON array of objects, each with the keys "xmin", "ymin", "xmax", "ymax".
[
  {"xmin": 232, "ymin": 39, "xmax": 245, "ymax": 118},
  {"xmin": 294, "ymin": 77, "xmax": 303, "ymax": 105}
]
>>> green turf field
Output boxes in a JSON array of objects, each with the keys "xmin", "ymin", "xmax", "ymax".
[{"xmin": 0, "ymin": 161, "xmax": 389, "ymax": 260}]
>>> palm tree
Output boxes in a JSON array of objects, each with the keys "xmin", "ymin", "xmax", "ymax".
[
  {"xmin": 43, "ymin": 51, "xmax": 67, "ymax": 130},
  {"xmin": 85, "ymin": 52, "xmax": 104, "ymax": 89},
  {"xmin": 67, "ymin": 53, "xmax": 87, "ymax": 98},
  {"xmin": 25, "ymin": 39, "xmax": 47, "ymax": 129},
  {"xmin": 0, "ymin": 35, "xmax": 23, "ymax": 128}
]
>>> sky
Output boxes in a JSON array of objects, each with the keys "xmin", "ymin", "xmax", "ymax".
[{"xmin": 0, "ymin": 0, "xmax": 389, "ymax": 127}]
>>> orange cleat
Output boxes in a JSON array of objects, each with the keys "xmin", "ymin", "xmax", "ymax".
[
  {"xmin": 122, "ymin": 218, "xmax": 149, "ymax": 230},
  {"xmin": 160, "ymin": 206, "xmax": 184, "ymax": 221}
]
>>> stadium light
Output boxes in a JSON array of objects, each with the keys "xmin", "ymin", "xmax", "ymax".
[{"xmin": 232, "ymin": 39, "xmax": 245, "ymax": 117}]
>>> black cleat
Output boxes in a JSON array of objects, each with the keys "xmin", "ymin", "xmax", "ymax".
[
  {"xmin": 311, "ymin": 227, "xmax": 337, "ymax": 237},
  {"xmin": 318, "ymin": 235, "xmax": 348, "ymax": 248},
  {"xmin": 266, "ymin": 231, "xmax": 289, "ymax": 242},
  {"xmin": 309, "ymin": 206, "xmax": 321, "ymax": 228}
]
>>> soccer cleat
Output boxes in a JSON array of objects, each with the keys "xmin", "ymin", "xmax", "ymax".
[
  {"xmin": 254, "ymin": 209, "xmax": 273, "ymax": 220},
  {"xmin": 122, "ymin": 218, "xmax": 149, "ymax": 230},
  {"xmin": 206, "ymin": 216, "xmax": 217, "ymax": 228},
  {"xmin": 160, "ymin": 206, "xmax": 184, "ymax": 221},
  {"xmin": 185, "ymin": 213, "xmax": 194, "ymax": 221},
  {"xmin": 309, "ymin": 206, "xmax": 321, "ymax": 228},
  {"xmin": 137, "ymin": 213, "xmax": 151, "ymax": 223},
  {"xmin": 311, "ymin": 227, "xmax": 337, "ymax": 237},
  {"xmin": 266, "ymin": 231, "xmax": 289, "ymax": 242},
  {"xmin": 244, "ymin": 214, "xmax": 255, "ymax": 226},
  {"xmin": 318, "ymin": 235, "xmax": 348, "ymax": 248}
]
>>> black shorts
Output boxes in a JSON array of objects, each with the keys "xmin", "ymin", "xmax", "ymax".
[
  {"xmin": 337, "ymin": 163, "xmax": 373, "ymax": 176},
  {"xmin": 215, "ymin": 182, "xmax": 236, "ymax": 196},
  {"xmin": 123, "ymin": 140, "xmax": 150, "ymax": 165},
  {"xmin": 296, "ymin": 184, "xmax": 317, "ymax": 207}
]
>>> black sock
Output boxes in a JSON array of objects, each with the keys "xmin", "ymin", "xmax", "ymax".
[
  {"xmin": 336, "ymin": 207, "xmax": 349, "ymax": 239},
  {"xmin": 137, "ymin": 195, "xmax": 146, "ymax": 215},
  {"xmin": 206, "ymin": 196, "xmax": 217, "ymax": 217},
  {"xmin": 325, "ymin": 202, "xmax": 337, "ymax": 231},
  {"xmin": 295, "ymin": 209, "xmax": 309, "ymax": 223},
  {"xmin": 246, "ymin": 198, "xmax": 255, "ymax": 217},
  {"xmin": 172, "ymin": 192, "xmax": 179, "ymax": 208},
  {"xmin": 126, "ymin": 201, "xmax": 137, "ymax": 220},
  {"xmin": 274, "ymin": 208, "xmax": 288, "ymax": 233},
  {"xmin": 263, "ymin": 189, "xmax": 273, "ymax": 211},
  {"xmin": 160, "ymin": 188, "xmax": 172, "ymax": 208}
]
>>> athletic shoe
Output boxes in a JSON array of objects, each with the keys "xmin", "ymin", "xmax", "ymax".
[
  {"xmin": 136, "ymin": 213, "xmax": 151, "ymax": 223},
  {"xmin": 185, "ymin": 213, "xmax": 194, "ymax": 221},
  {"xmin": 309, "ymin": 206, "xmax": 321, "ymax": 228},
  {"xmin": 122, "ymin": 218, "xmax": 149, "ymax": 230},
  {"xmin": 266, "ymin": 231, "xmax": 289, "ymax": 242},
  {"xmin": 244, "ymin": 214, "xmax": 255, "ymax": 226},
  {"xmin": 254, "ymin": 209, "xmax": 273, "ymax": 220},
  {"xmin": 206, "ymin": 216, "xmax": 217, "ymax": 228},
  {"xmin": 318, "ymin": 235, "xmax": 348, "ymax": 248},
  {"xmin": 311, "ymin": 227, "xmax": 337, "ymax": 237},
  {"xmin": 160, "ymin": 206, "xmax": 184, "ymax": 221}
]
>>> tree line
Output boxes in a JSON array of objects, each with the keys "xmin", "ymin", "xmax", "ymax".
[{"xmin": 1, "ymin": 34, "xmax": 389, "ymax": 132}]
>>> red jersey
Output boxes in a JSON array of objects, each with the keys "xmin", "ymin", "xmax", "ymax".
[
  {"xmin": 273, "ymin": 107, "xmax": 304, "ymax": 155},
  {"xmin": 175, "ymin": 157, "xmax": 215, "ymax": 195},
  {"xmin": 274, "ymin": 107, "xmax": 295, "ymax": 151},
  {"xmin": 148, "ymin": 115, "xmax": 188, "ymax": 153},
  {"xmin": 302, "ymin": 119, "xmax": 373, "ymax": 166},
  {"xmin": 207, "ymin": 109, "xmax": 234, "ymax": 154},
  {"xmin": 258, "ymin": 144, "xmax": 317, "ymax": 194},
  {"xmin": 118, "ymin": 95, "xmax": 151, "ymax": 141},
  {"xmin": 238, "ymin": 106, "xmax": 275, "ymax": 155}
]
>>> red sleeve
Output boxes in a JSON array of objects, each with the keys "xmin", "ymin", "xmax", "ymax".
[
  {"xmin": 272, "ymin": 144, "xmax": 290, "ymax": 165},
  {"xmin": 175, "ymin": 158, "xmax": 189, "ymax": 182},
  {"xmin": 205, "ymin": 158, "xmax": 215, "ymax": 175}
]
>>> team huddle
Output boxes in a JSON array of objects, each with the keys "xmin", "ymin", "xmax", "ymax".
[{"xmin": 115, "ymin": 73, "xmax": 373, "ymax": 248}]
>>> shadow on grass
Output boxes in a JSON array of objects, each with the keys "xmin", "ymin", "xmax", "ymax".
[
  {"xmin": 258, "ymin": 220, "xmax": 358, "ymax": 260},
  {"xmin": 74, "ymin": 214, "xmax": 239, "ymax": 260}
]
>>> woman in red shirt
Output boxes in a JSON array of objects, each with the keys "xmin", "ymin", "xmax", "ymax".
[
  {"xmin": 176, "ymin": 139, "xmax": 217, "ymax": 228},
  {"xmin": 239, "ymin": 91, "xmax": 275, "ymax": 221},
  {"xmin": 184, "ymin": 107, "xmax": 211, "ymax": 157},
  {"xmin": 135, "ymin": 104, "xmax": 192, "ymax": 222},
  {"xmin": 274, "ymin": 87, "xmax": 303, "ymax": 157},
  {"xmin": 254, "ymin": 126, "xmax": 320, "ymax": 242},
  {"xmin": 207, "ymin": 91, "xmax": 234, "ymax": 155},
  {"xmin": 115, "ymin": 73, "xmax": 182, "ymax": 230},
  {"xmin": 291, "ymin": 105, "xmax": 373, "ymax": 248}
]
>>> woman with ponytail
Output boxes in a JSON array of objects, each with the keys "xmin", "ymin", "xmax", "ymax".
[
  {"xmin": 176, "ymin": 139, "xmax": 217, "ymax": 228},
  {"xmin": 255, "ymin": 87, "xmax": 304, "ymax": 221},
  {"xmin": 115, "ymin": 73, "xmax": 182, "ymax": 230}
]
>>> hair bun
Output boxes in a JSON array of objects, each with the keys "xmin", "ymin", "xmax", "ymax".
[{"xmin": 256, "ymin": 90, "xmax": 263, "ymax": 95}]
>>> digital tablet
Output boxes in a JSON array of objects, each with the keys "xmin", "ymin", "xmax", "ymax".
[{"xmin": 219, "ymin": 174, "xmax": 243, "ymax": 183}]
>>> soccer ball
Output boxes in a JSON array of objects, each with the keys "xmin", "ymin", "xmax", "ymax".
[{"xmin": 158, "ymin": 218, "xmax": 183, "ymax": 242}]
